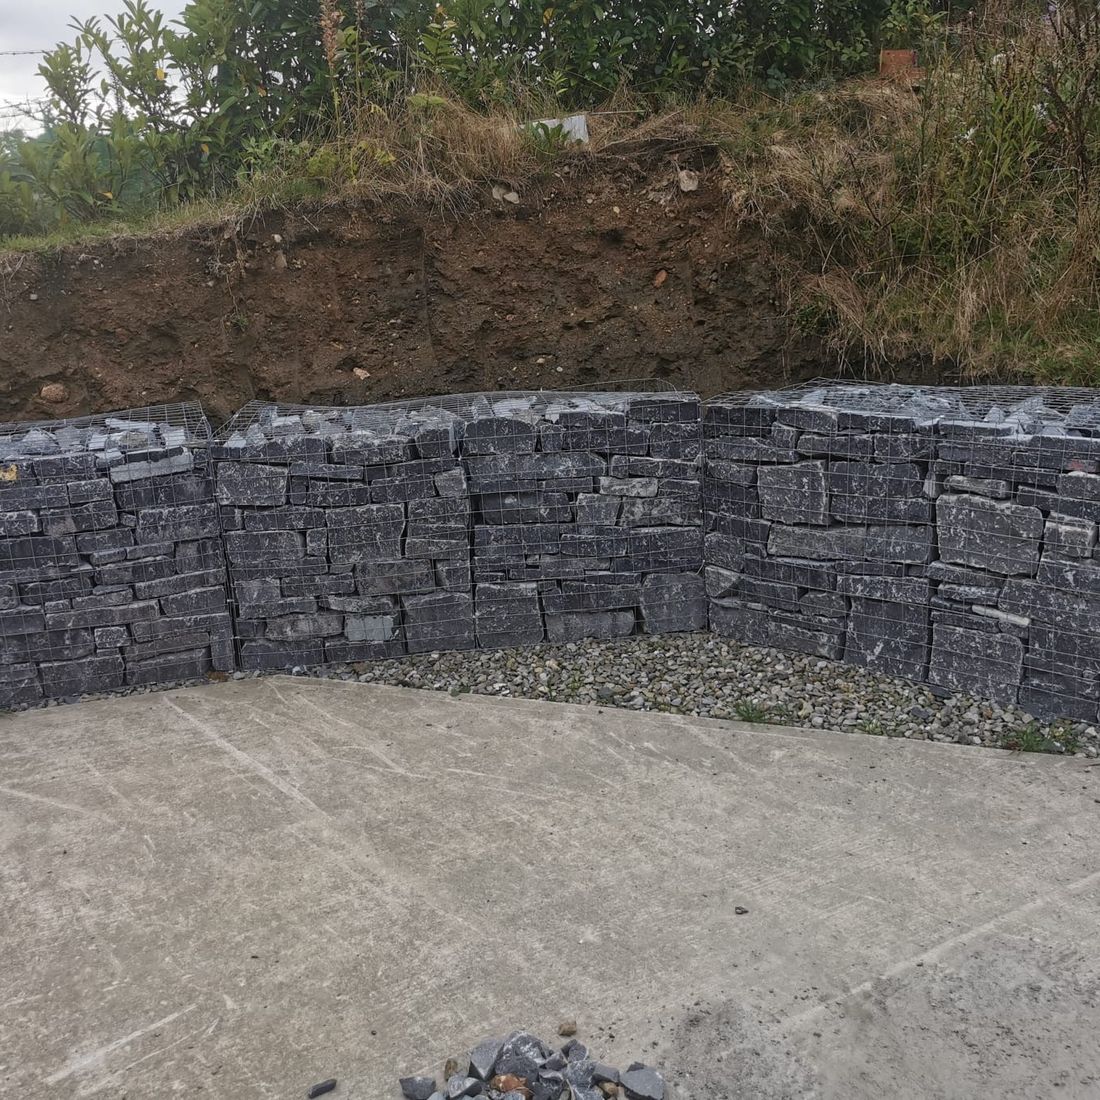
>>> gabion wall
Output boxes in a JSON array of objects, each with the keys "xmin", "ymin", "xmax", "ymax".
[
  {"xmin": 0, "ymin": 404, "xmax": 234, "ymax": 708},
  {"xmin": 212, "ymin": 392, "xmax": 706, "ymax": 672},
  {"xmin": 704, "ymin": 383, "xmax": 1100, "ymax": 722},
  {"xmin": 5, "ymin": 383, "xmax": 1100, "ymax": 726}
]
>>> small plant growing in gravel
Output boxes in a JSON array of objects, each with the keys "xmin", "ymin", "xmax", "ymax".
[
  {"xmin": 1000, "ymin": 722, "xmax": 1078, "ymax": 755},
  {"xmin": 733, "ymin": 700, "xmax": 770, "ymax": 723}
]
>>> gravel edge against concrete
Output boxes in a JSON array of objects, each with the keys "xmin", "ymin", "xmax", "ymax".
[
  {"xmin": 8, "ymin": 632, "xmax": 1097, "ymax": 758},
  {"xmin": 307, "ymin": 631, "xmax": 1099, "ymax": 757}
]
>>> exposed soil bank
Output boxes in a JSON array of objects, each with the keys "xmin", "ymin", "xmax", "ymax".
[{"xmin": 0, "ymin": 151, "xmax": 924, "ymax": 424}]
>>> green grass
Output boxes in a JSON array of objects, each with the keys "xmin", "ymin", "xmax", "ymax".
[
  {"xmin": 733, "ymin": 700, "xmax": 771, "ymax": 723},
  {"xmin": 1000, "ymin": 722, "xmax": 1081, "ymax": 756}
]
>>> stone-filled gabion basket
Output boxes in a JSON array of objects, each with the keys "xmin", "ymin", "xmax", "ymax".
[
  {"xmin": 212, "ymin": 391, "xmax": 706, "ymax": 673},
  {"xmin": 0, "ymin": 403, "xmax": 234, "ymax": 708},
  {"xmin": 704, "ymin": 382, "xmax": 1100, "ymax": 723}
]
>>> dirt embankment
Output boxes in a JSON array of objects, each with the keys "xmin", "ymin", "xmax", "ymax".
[{"xmin": 2, "ymin": 149, "xmax": 869, "ymax": 424}]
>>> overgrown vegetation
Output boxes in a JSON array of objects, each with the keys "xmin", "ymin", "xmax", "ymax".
[{"xmin": 2, "ymin": 0, "xmax": 1099, "ymax": 384}]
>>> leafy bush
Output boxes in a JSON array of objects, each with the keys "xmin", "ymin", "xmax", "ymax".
[{"xmin": 1, "ymin": 0, "xmax": 957, "ymax": 237}]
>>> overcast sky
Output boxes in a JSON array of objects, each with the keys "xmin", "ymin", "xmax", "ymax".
[{"xmin": 0, "ymin": 0, "xmax": 186, "ymax": 122}]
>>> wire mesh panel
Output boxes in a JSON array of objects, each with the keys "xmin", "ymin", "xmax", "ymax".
[
  {"xmin": 703, "ymin": 381, "xmax": 1100, "ymax": 723},
  {"xmin": 214, "ymin": 390, "xmax": 704, "ymax": 672},
  {"xmin": 0, "ymin": 404, "xmax": 234, "ymax": 709}
]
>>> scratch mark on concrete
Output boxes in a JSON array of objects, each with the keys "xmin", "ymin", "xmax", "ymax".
[
  {"xmin": 785, "ymin": 865, "xmax": 1100, "ymax": 1029},
  {"xmin": 164, "ymin": 699, "xmax": 325, "ymax": 816},
  {"xmin": 0, "ymin": 784, "xmax": 112, "ymax": 821},
  {"xmin": 292, "ymin": 693, "xmax": 430, "ymax": 778},
  {"xmin": 45, "ymin": 1004, "xmax": 197, "ymax": 1085}
]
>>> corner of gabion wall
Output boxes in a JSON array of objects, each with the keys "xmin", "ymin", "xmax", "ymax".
[
  {"xmin": 703, "ymin": 382, "xmax": 1100, "ymax": 725},
  {"xmin": 0, "ymin": 404, "xmax": 235, "ymax": 708},
  {"xmin": 211, "ymin": 391, "xmax": 707, "ymax": 672}
]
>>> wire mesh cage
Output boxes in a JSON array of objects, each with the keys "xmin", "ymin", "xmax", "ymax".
[
  {"xmin": 211, "ymin": 388, "xmax": 705, "ymax": 673},
  {"xmin": 704, "ymin": 381, "xmax": 1100, "ymax": 723},
  {"xmin": 0, "ymin": 402, "xmax": 233, "ymax": 709}
]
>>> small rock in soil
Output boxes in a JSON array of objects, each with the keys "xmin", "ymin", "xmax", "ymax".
[
  {"xmin": 557, "ymin": 1019, "xmax": 578, "ymax": 1037},
  {"xmin": 621, "ymin": 1065, "xmax": 666, "ymax": 1100},
  {"xmin": 400, "ymin": 1076, "xmax": 438, "ymax": 1100},
  {"xmin": 308, "ymin": 1081, "xmax": 337, "ymax": 1099}
]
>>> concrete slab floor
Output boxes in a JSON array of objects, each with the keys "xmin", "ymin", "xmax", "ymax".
[{"xmin": 1, "ymin": 678, "xmax": 1099, "ymax": 1100}]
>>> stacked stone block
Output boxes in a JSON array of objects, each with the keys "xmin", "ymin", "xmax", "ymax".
[
  {"xmin": 214, "ymin": 401, "xmax": 473, "ymax": 670},
  {"xmin": 214, "ymin": 392, "xmax": 707, "ymax": 673},
  {"xmin": 0, "ymin": 404, "xmax": 234, "ymax": 708},
  {"xmin": 704, "ymin": 383, "xmax": 1100, "ymax": 723},
  {"xmin": 465, "ymin": 392, "xmax": 706, "ymax": 643}
]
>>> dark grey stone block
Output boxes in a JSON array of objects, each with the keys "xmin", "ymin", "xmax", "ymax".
[
  {"xmin": 757, "ymin": 461, "xmax": 829, "ymax": 526},
  {"xmin": 648, "ymin": 421, "xmax": 702, "ymax": 459},
  {"xmin": 829, "ymin": 461, "xmax": 929, "ymax": 524},
  {"xmin": 39, "ymin": 654, "xmax": 124, "ymax": 698},
  {"xmin": 609, "ymin": 456, "xmax": 697, "ymax": 479},
  {"xmin": 330, "ymin": 433, "xmax": 410, "ymax": 466},
  {"xmin": 944, "ymin": 475, "xmax": 1010, "ymax": 499},
  {"xmin": 476, "ymin": 492, "xmax": 571, "ymax": 524},
  {"xmin": 620, "ymin": 497, "xmax": 701, "ymax": 527},
  {"xmin": 845, "ymin": 598, "xmax": 929, "ymax": 682},
  {"xmin": 640, "ymin": 572, "xmax": 706, "ymax": 633},
  {"xmin": 0, "ymin": 662, "xmax": 41, "ymax": 708},
  {"xmin": 575, "ymin": 493, "xmax": 621, "ymax": 525},
  {"xmin": 475, "ymin": 582, "xmax": 544, "ymax": 647},
  {"xmin": 0, "ymin": 483, "xmax": 69, "ymax": 510},
  {"xmin": 704, "ymin": 566, "xmax": 739, "ymax": 598},
  {"xmin": 225, "ymin": 530, "xmax": 304, "ymax": 565},
  {"xmin": 93, "ymin": 626, "xmax": 131, "ymax": 648},
  {"xmin": 835, "ymin": 574, "xmax": 930, "ymax": 604},
  {"xmin": 242, "ymin": 507, "xmax": 325, "ymax": 531},
  {"xmin": 767, "ymin": 524, "xmax": 933, "ymax": 564},
  {"xmin": 928, "ymin": 624, "xmax": 1022, "ymax": 703},
  {"xmin": 738, "ymin": 576, "xmax": 801, "ymax": 612},
  {"xmin": 1017, "ymin": 684, "xmax": 1097, "ymax": 723},
  {"xmin": 135, "ymin": 503, "xmax": 220, "ymax": 544},
  {"xmin": 874, "ymin": 433, "xmax": 934, "ymax": 462},
  {"xmin": 357, "ymin": 559, "xmax": 437, "ymax": 596},
  {"xmin": 108, "ymin": 451, "xmax": 194, "ymax": 483},
  {"xmin": 325, "ymin": 505, "xmax": 405, "ymax": 564},
  {"xmin": 598, "ymin": 477, "xmax": 658, "ymax": 498},
  {"xmin": 240, "ymin": 639, "xmax": 324, "ymax": 670},
  {"xmin": 435, "ymin": 558, "xmax": 471, "ymax": 592},
  {"xmin": 1, "ymin": 628, "xmax": 95, "ymax": 664},
  {"xmin": 1044, "ymin": 514, "xmax": 1096, "ymax": 559},
  {"xmin": 796, "ymin": 433, "xmax": 874, "ymax": 459},
  {"xmin": 293, "ymin": 481, "xmax": 375, "ymax": 507},
  {"xmin": 216, "ymin": 462, "xmax": 288, "ymax": 506},
  {"xmin": 462, "ymin": 416, "xmax": 539, "ymax": 455},
  {"xmin": 265, "ymin": 612, "xmax": 343, "ymax": 641},
  {"xmin": 741, "ymin": 554, "xmax": 836, "ymax": 591},
  {"xmin": 404, "ymin": 591, "xmax": 475, "ymax": 653},
  {"xmin": 1016, "ymin": 487, "xmax": 1100, "ymax": 522},
  {"xmin": 161, "ymin": 587, "xmax": 227, "ymax": 616},
  {"xmin": 542, "ymin": 581, "xmax": 639, "ymax": 613},
  {"xmin": 44, "ymin": 601, "xmax": 159, "ymax": 631},
  {"xmin": 937, "ymin": 493, "xmax": 1043, "ymax": 576},
  {"xmin": 0, "ymin": 511, "xmax": 40, "ymax": 536},
  {"xmin": 800, "ymin": 591, "xmax": 848, "ymax": 617},
  {"xmin": 545, "ymin": 609, "xmax": 634, "ymax": 642},
  {"xmin": 126, "ymin": 648, "xmax": 211, "ymax": 686}
]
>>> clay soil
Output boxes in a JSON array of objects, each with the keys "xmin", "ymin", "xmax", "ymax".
[{"xmin": 2, "ymin": 149, "xmax": 860, "ymax": 425}]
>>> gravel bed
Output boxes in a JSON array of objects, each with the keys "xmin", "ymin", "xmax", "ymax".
[
  {"xmin": 13, "ymin": 631, "xmax": 1097, "ymax": 757},
  {"xmin": 301, "ymin": 632, "xmax": 1099, "ymax": 757}
]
